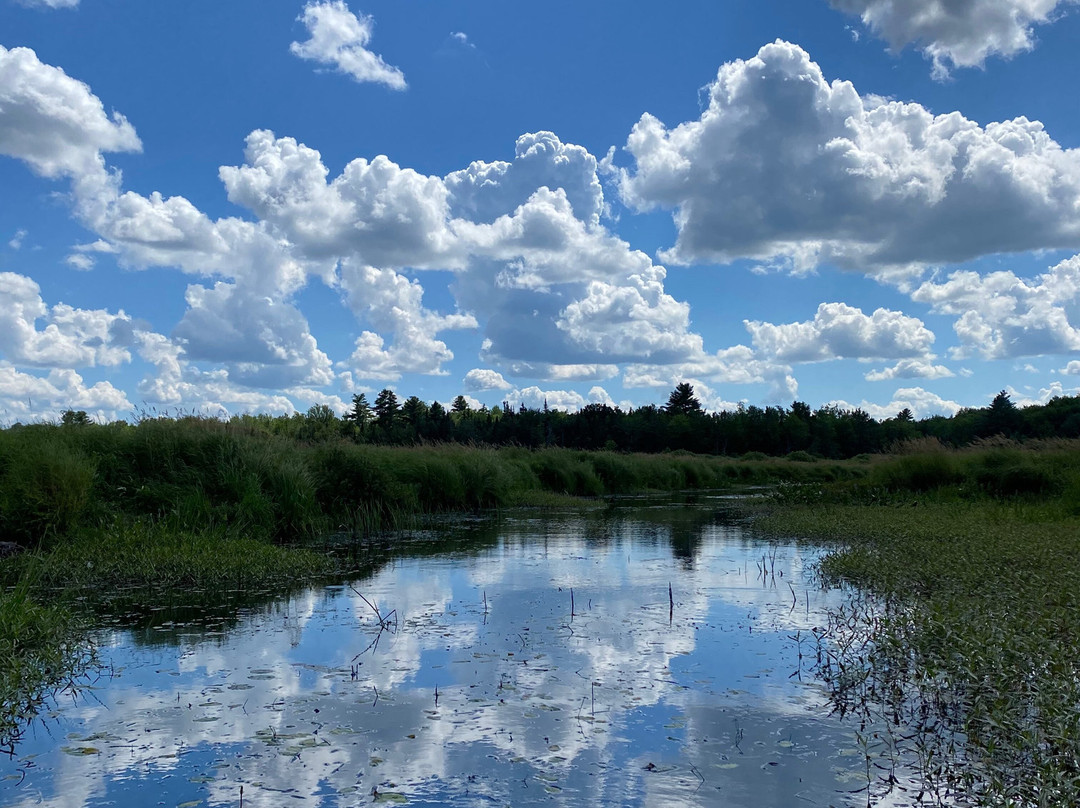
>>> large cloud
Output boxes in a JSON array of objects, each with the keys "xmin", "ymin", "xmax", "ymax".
[
  {"xmin": 221, "ymin": 130, "xmax": 715, "ymax": 381},
  {"xmin": 0, "ymin": 363, "xmax": 131, "ymax": 422},
  {"xmin": 453, "ymin": 188, "xmax": 709, "ymax": 375},
  {"xmin": 463, "ymin": 368, "xmax": 512, "ymax": 392},
  {"xmin": 623, "ymin": 344, "xmax": 799, "ymax": 404},
  {"xmin": 0, "ymin": 45, "xmax": 140, "ymax": 178},
  {"xmin": 134, "ymin": 331, "xmax": 331, "ymax": 415},
  {"xmin": 502, "ymin": 385, "xmax": 616, "ymax": 413},
  {"xmin": 912, "ymin": 253, "xmax": 1080, "ymax": 359},
  {"xmin": 446, "ymin": 131, "xmax": 604, "ymax": 226},
  {"xmin": 864, "ymin": 358, "xmax": 955, "ymax": 381},
  {"xmin": 618, "ymin": 40, "xmax": 1080, "ymax": 277},
  {"xmin": 339, "ymin": 263, "xmax": 477, "ymax": 379},
  {"xmin": 290, "ymin": 1, "xmax": 406, "ymax": 90},
  {"xmin": 746, "ymin": 302, "xmax": 937, "ymax": 362},
  {"xmin": 172, "ymin": 281, "xmax": 334, "ymax": 389},
  {"xmin": 830, "ymin": 0, "xmax": 1070, "ymax": 78},
  {"xmin": 220, "ymin": 130, "xmax": 454, "ymax": 268},
  {"xmin": 0, "ymin": 273, "xmax": 135, "ymax": 368}
]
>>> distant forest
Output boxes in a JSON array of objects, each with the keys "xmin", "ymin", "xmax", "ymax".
[{"xmin": 51, "ymin": 383, "xmax": 1079, "ymax": 460}]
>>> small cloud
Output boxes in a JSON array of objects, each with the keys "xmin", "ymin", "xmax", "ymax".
[
  {"xmin": 290, "ymin": 1, "xmax": 406, "ymax": 90},
  {"xmin": 1062, "ymin": 360, "xmax": 1080, "ymax": 376},
  {"xmin": 15, "ymin": 0, "xmax": 79, "ymax": 8},
  {"xmin": 8, "ymin": 229, "xmax": 27, "ymax": 250},
  {"xmin": 864, "ymin": 358, "xmax": 954, "ymax": 382},
  {"xmin": 463, "ymin": 368, "xmax": 511, "ymax": 392},
  {"xmin": 65, "ymin": 253, "xmax": 95, "ymax": 271},
  {"xmin": 449, "ymin": 31, "xmax": 475, "ymax": 48},
  {"xmin": 74, "ymin": 239, "xmax": 118, "ymax": 254},
  {"xmin": 435, "ymin": 29, "xmax": 487, "ymax": 66}
]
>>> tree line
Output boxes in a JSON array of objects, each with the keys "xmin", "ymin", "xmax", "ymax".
[{"xmin": 147, "ymin": 383, "xmax": 1080, "ymax": 459}]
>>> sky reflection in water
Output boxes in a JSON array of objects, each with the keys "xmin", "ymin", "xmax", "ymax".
[{"xmin": 2, "ymin": 501, "xmax": 872, "ymax": 807}]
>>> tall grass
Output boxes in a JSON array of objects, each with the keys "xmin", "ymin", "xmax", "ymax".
[{"xmin": 0, "ymin": 419, "xmax": 865, "ymax": 550}]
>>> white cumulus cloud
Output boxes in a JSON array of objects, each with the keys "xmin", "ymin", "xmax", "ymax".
[
  {"xmin": 0, "ymin": 45, "xmax": 140, "ymax": 179},
  {"xmin": 830, "ymin": 0, "xmax": 1071, "ymax": 78},
  {"xmin": 446, "ymin": 131, "xmax": 604, "ymax": 226},
  {"xmin": 338, "ymin": 263, "xmax": 476, "ymax": 380},
  {"xmin": 0, "ymin": 363, "xmax": 131, "ymax": 423},
  {"xmin": 0, "ymin": 272, "xmax": 134, "ymax": 368},
  {"xmin": 829, "ymin": 386, "xmax": 963, "ymax": 419},
  {"xmin": 864, "ymin": 358, "xmax": 955, "ymax": 381},
  {"xmin": 290, "ymin": 1, "xmax": 406, "ymax": 90},
  {"xmin": 911, "ymin": 253, "xmax": 1080, "ymax": 359},
  {"xmin": 746, "ymin": 302, "xmax": 936, "ymax": 362},
  {"xmin": 618, "ymin": 40, "xmax": 1080, "ymax": 277},
  {"xmin": 463, "ymin": 368, "xmax": 512, "ymax": 391},
  {"xmin": 172, "ymin": 281, "xmax": 334, "ymax": 389},
  {"xmin": 220, "ymin": 130, "xmax": 453, "ymax": 268}
]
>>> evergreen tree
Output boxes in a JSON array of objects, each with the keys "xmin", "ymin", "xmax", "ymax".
[
  {"xmin": 665, "ymin": 383, "xmax": 702, "ymax": 416},
  {"xmin": 344, "ymin": 393, "xmax": 373, "ymax": 433},
  {"xmin": 374, "ymin": 389, "xmax": 400, "ymax": 430},
  {"xmin": 984, "ymin": 390, "xmax": 1022, "ymax": 437}
]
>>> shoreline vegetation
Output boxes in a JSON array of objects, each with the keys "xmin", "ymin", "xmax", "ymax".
[
  {"xmin": 2, "ymin": 397, "xmax": 1079, "ymax": 804},
  {"xmin": 755, "ymin": 436, "xmax": 1080, "ymax": 805}
]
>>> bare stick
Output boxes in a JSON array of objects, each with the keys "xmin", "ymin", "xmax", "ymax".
[{"xmin": 350, "ymin": 586, "xmax": 384, "ymax": 623}]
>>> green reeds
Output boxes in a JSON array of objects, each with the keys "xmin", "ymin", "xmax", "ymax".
[
  {"xmin": 757, "ymin": 441, "xmax": 1080, "ymax": 805},
  {"xmin": 8, "ymin": 522, "xmax": 336, "ymax": 596},
  {"xmin": 0, "ymin": 581, "xmax": 89, "ymax": 751}
]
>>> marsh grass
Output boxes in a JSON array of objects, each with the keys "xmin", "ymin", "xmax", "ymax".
[
  {"xmin": 8, "ymin": 522, "xmax": 336, "ymax": 596},
  {"xmin": 0, "ymin": 582, "xmax": 91, "ymax": 752},
  {"xmin": 1, "ymin": 419, "xmax": 864, "ymax": 550},
  {"xmin": 758, "ymin": 441, "xmax": 1080, "ymax": 806}
]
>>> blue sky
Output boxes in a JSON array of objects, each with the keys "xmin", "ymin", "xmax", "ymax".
[{"xmin": 3, "ymin": 0, "xmax": 1080, "ymax": 422}]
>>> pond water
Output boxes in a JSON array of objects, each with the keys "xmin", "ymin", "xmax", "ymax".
[{"xmin": 3, "ymin": 498, "xmax": 883, "ymax": 807}]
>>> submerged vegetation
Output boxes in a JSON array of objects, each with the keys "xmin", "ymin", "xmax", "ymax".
[{"xmin": 757, "ymin": 437, "xmax": 1080, "ymax": 806}]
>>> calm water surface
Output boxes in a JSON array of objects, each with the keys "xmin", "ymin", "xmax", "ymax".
[{"xmin": 3, "ymin": 499, "xmax": 880, "ymax": 807}]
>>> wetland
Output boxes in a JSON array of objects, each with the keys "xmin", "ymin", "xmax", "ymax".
[{"xmin": 4, "ymin": 499, "xmax": 880, "ymax": 808}]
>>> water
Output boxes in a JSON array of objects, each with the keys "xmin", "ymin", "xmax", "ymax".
[{"xmin": 2, "ymin": 499, "xmax": 878, "ymax": 807}]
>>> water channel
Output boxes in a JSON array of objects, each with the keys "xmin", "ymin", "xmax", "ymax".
[{"xmin": 3, "ymin": 497, "xmax": 892, "ymax": 807}]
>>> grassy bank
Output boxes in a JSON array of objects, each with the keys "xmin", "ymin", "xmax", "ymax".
[
  {"xmin": 0, "ymin": 416, "xmax": 864, "ymax": 547},
  {"xmin": 756, "ymin": 438, "xmax": 1080, "ymax": 806}
]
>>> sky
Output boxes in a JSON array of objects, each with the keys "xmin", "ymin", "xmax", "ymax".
[{"xmin": 3, "ymin": 0, "xmax": 1080, "ymax": 423}]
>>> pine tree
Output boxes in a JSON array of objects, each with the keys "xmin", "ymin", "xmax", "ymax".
[{"xmin": 664, "ymin": 383, "xmax": 702, "ymax": 416}]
